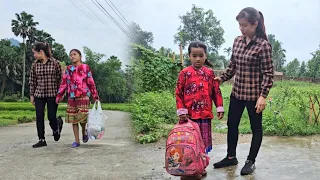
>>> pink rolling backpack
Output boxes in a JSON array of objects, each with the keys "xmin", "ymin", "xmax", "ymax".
[{"xmin": 165, "ymin": 119, "xmax": 210, "ymax": 177}]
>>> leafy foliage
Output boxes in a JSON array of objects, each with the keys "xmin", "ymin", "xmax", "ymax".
[
  {"xmin": 268, "ymin": 34, "xmax": 286, "ymax": 72},
  {"xmin": 174, "ymin": 4, "xmax": 225, "ymax": 53},
  {"xmin": 131, "ymin": 44, "xmax": 181, "ymax": 93},
  {"xmin": 132, "ymin": 91, "xmax": 176, "ymax": 143}
]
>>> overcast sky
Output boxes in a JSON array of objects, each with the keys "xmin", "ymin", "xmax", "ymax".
[{"xmin": 1, "ymin": 0, "xmax": 320, "ymax": 67}]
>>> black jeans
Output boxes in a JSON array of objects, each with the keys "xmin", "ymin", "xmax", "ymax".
[
  {"xmin": 34, "ymin": 97, "xmax": 58, "ymax": 140},
  {"xmin": 227, "ymin": 95, "xmax": 263, "ymax": 163}
]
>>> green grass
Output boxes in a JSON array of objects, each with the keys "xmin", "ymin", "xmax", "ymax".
[
  {"xmin": 212, "ymin": 80, "xmax": 320, "ymax": 136},
  {"xmin": 0, "ymin": 102, "xmax": 132, "ymax": 127},
  {"xmin": 132, "ymin": 80, "xmax": 320, "ymax": 143}
]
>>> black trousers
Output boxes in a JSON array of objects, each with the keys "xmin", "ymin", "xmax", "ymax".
[
  {"xmin": 227, "ymin": 95, "xmax": 263, "ymax": 163},
  {"xmin": 34, "ymin": 97, "xmax": 58, "ymax": 140}
]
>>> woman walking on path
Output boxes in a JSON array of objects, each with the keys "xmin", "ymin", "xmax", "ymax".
[
  {"xmin": 213, "ymin": 7, "xmax": 274, "ymax": 175},
  {"xmin": 56, "ymin": 49, "xmax": 99, "ymax": 148},
  {"xmin": 175, "ymin": 41, "xmax": 224, "ymax": 179},
  {"xmin": 29, "ymin": 42, "xmax": 62, "ymax": 148}
]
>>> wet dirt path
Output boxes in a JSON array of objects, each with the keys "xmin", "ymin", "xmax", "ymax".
[{"xmin": 1, "ymin": 111, "xmax": 320, "ymax": 180}]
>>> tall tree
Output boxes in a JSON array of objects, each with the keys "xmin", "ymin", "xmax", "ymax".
[
  {"xmin": 30, "ymin": 30, "xmax": 55, "ymax": 45},
  {"xmin": 52, "ymin": 42, "xmax": 70, "ymax": 65},
  {"xmin": 130, "ymin": 22, "xmax": 154, "ymax": 49},
  {"xmin": 286, "ymin": 58, "xmax": 300, "ymax": 77},
  {"xmin": 0, "ymin": 39, "xmax": 22, "ymax": 98},
  {"xmin": 299, "ymin": 61, "xmax": 306, "ymax": 77},
  {"xmin": 174, "ymin": 4, "xmax": 225, "ymax": 53},
  {"xmin": 268, "ymin": 34, "xmax": 286, "ymax": 71},
  {"xmin": 11, "ymin": 11, "xmax": 39, "ymax": 98},
  {"xmin": 224, "ymin": 47, "xmax": 232, "ymax": 59},
  {"xmin": 306, "ymin": 45, "xmax": 320, "ymax": 78}
]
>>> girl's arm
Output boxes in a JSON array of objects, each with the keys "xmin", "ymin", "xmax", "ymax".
[
  {"xmin": 86, "ymin": 66, "xmax": 99, "ymax": 101},
  {"xmin": 175, "ymin": 71, "xmax": 187, "ymax": 116},
  {"xmin": 259, "ymin": 42, "xmax": 274, "ymax": 98},
  {"xmin": 56, "ymin": 69, "xmax": 68, "ymax": 103},
  {"xmin": 212, "ymin": 73, "xmax": 224, "ymax": 113}
]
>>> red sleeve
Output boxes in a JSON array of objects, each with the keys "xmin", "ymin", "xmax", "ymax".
[
  {"xmin": 175, "ymin": 70, "xmax": 188, "ymax": 116},
  {"xmin": 212, "ymin": 72, "xmax": 224, "ymax": 112},
  {"xmin": 86, "ymin": 66, "xmax": 99, "ymax": 100}
]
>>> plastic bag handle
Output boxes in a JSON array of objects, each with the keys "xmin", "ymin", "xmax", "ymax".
[{"xmin": 97, "ymin": 100, "xmax": 102, "ymax": 113}]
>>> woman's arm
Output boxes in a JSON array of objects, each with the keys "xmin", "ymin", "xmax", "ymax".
[
  {"xmin": 29, "ymin": 63, "xmax": 37, "ymax": 97},
  {"xmin": 260, "ymin": 42, "xmax": 274, "ymax": 98},
  {"xmin": 56, "ymin": 69, "xmax": 68, "ymax": 103},
  {"xmin": 56, "ymin": 60, "xmax": 62, "ymax": 90},
  {"xmin": 175, "ymin": 71, "xmax": 187, "ymax": 116}
]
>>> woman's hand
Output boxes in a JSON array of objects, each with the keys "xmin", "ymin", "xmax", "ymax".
[
  {"xmin": 30, "ymin": 96, "xmax": 35, "ymax": 106},
  {"xmin": 217, "ymin": 112, "xmax": 224, "ymax": 120},
  {"xmin": 255, "ymin": 96, "xmax": 266, "ymax": 113},
  {"xmin": 214, "ymin": 77, "xmax": 223, "ymax": 85}
]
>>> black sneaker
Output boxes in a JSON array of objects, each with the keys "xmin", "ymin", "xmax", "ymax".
[
  {"xmin": 58, "ymin": 116, "xmax": 63, "ymax": 133},
  {"xmin": 32, "ymin": 139, "xmax": 47, "ymax": 148},
  {"xmin": 52, "ymin": 117, "xmax": 63, "ymax": 136},
  {"xmin": 53, "ymin": 128, "xmax": 60, "ymax": 141},
  {"xmin": 213, "ymin": 156, "xmax": 238, "ymax": 168},
  {"xmin": 240, "ymin": 160, "xmax": 256, "ymax": 175}
]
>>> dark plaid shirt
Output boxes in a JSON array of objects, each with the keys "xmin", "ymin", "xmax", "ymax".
[
  {"xmin": 220, "ymin": 36, "xmax": 274, "ymax": 101},
  {"xmin": 29, "ymin": 58, "xmax": 62, "ymax": 98}
]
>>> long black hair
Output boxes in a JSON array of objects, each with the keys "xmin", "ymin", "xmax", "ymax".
[
  {"xmin": 33, "ymin": 42, "xmax": 52, "ymax": 58},
  {"xmin": 187, "ymin": 41, "xmax": 213, "ymax": 67},
  {"xmin": 236, "ymin": 7, "xmax": 268, "ymax": 41}
]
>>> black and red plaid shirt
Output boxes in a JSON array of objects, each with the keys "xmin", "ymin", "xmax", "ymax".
[
  {"xmin": 220, "ymin": 35, "xmax": 274, "ymax": 101},
  {"xmin": 29, "ymin": 58, "xmax": 62, "ymax": 98}
]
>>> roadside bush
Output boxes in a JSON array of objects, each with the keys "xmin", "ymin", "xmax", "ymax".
[{"xmin": 132, "ymin": 91, "xmax": 177, "ymax": 143}]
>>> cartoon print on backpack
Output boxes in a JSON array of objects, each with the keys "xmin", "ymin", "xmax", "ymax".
[{"xmin": 168, "ymin": 147, "xmax": 184, "ymax": 170}]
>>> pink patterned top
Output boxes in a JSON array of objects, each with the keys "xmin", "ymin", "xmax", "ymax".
[{"xmin": 56, "ymin": 64, "xmax": 99, "ymax": 102}]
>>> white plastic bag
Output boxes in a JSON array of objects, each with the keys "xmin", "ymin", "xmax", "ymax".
[{"xmin": 87, "ymin": 101, "xmax": 106, "ymax": 140}]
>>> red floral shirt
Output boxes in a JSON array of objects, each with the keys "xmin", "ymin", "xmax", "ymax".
[{"xmin": 175, "ymin": 66, "xmax": 224, "ymax": 120}]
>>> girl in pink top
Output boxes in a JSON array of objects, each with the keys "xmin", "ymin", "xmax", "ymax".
[{"xmin": 56, "ymin": 49, "xmax": 99, "ymax": 148}]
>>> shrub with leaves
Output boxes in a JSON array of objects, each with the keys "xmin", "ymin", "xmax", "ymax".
[
  {"xmin": 132, "ymin": 91, "xmax": 177, "ymax": 143},
  {"xmin": 131, "ymin": 44, "xmax": 181, "ymax": 93}
]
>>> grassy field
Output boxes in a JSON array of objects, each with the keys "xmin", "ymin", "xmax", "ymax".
[
  {"xmin": 213, "ymin": 81, "xmax": 320, "ymax": 135},
  {"xmin": 0, "ymin": 102, "xmax": 132, "ymax": 126},
  {"xmin": 132, "ymin": 80, "xmax": 320, "ymax": 143}
]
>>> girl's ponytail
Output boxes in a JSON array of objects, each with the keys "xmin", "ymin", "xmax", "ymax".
[
  {"xmin": 257, "ymin": 11, "xmax": 268, "ymax": 41},
  {"xmin": 45, "ymin": 42, "xmax": 52, "ymax": 58}
]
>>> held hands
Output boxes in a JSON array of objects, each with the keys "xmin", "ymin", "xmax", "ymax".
[
  {"xmin": 213, "ymin": 77, "xmax": 223, "ymax": 85},
  {"xmin": 255, "ymin": 96, "xmax": 266, "ymax": 114},
  {"xmin": 179, "ymin": 114, "xmax": 188, "ymax": 123},
  {"xmin": 217, "ymin": 112, "xmax": 224, "ymax": 120}
]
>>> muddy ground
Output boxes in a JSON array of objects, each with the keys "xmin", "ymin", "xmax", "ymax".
[{"xmin": 0, "ymin": 111, "xmax": 320, "ymax": 180}]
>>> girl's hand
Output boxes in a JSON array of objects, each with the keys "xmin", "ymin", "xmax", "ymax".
[
  {"xmin": 217, "ymin": 112, "xmax": 224, "ymax": 120},
  {"xmin": 255, "ymin": 96, "xmax": 266, "ymax": 113},
  {"xmin": 179, "ymin": 114, "xmax": 188, "ymax": 123}
]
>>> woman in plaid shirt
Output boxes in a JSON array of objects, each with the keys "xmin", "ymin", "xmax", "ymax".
[
  {"xmin": 29, "ymin": 42, "xmax": 63, "ymax": 148},
  {"xmin": 213, "ymin": 7, "xmax": 274, "ymax": 175}
]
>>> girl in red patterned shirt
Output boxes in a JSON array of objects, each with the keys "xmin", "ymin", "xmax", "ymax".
[{"xmin": 175, "ymin": 41, "xmax": 224, "ymax": 178}]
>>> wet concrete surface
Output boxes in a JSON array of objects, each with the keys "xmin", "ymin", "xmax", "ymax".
[{"xmin": 1, "ymin": 111, "xmax": 320, "ymax": 179}]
